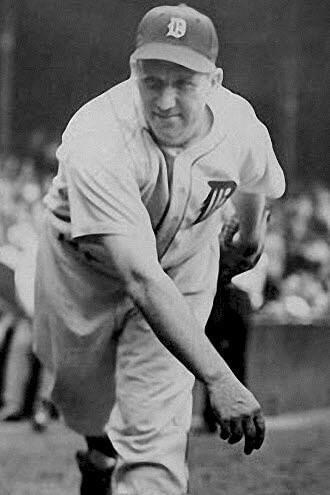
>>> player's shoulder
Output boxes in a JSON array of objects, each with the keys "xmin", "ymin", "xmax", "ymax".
[
  {"xmin": 210, "ymin": 85, "xmax": 270, "ymax": 152},
  {"xmin": 62, "ymin": 78, "xmax": 138, "ymax": 142},
  {"xmin": 213, "ymin": 85, "xmax": 259, "ymax": 128}
]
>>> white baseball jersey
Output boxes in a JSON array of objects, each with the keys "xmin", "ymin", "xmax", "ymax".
[
  {"xmin": 45, "ymin": 76, "xmax": 284, "ymax": 266},
  {"xmin": 33, "ymin": 76, "xmax": 285, "ymax": 495}
]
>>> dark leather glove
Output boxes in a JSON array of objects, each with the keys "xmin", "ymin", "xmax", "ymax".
[{"xmin": 219, "ymin": 209, "xmax": 270, "ymax": 285}]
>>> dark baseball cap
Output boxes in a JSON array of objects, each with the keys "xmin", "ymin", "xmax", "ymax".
[{"xmin": 131, "ymin": 3, "xmax": 219, "ymax": 73}]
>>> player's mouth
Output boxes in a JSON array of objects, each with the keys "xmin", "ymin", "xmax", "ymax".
[{"xmin": 153, "ymin": 112, "xmax": 180, "ymax": 121}]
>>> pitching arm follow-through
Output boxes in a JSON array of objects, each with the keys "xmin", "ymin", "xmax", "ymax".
[{"xmin": 91, "ymin": 231, "xmax": 265, "ymax": 455}]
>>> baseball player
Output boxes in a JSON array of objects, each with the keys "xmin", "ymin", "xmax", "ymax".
[{"xmin": 33, "ymin": 4, "xmax": 286, "ymax": 495}]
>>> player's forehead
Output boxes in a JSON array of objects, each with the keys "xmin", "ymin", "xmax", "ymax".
[{"xmin": 138, "ymin": 59, "xmax": 201, "ymax": 80}]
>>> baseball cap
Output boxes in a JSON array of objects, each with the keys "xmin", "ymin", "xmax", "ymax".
[{"xmin": 131, "ymin": 3, "xmax": 219, "ymax": 73}]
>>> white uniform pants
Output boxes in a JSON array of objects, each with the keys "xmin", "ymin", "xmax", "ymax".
[{"xmin": 33, "ymin": 214, "xmax": 219, "ymax": 495}]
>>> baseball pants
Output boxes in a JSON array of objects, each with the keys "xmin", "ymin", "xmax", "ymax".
[{"xmin": 33, "ymin": 213, "xmax": 219, "ymax": 495}]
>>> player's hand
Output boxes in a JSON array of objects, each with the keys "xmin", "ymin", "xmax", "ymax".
[{"xmin": 207, "ymin": 373, "xmax": 266, "ymax": 455}]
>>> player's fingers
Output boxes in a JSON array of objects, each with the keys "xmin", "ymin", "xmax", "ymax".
[
  {"xmin": 218, "ymin": 419, "xmax": 231, "ymax": 440},
  {"xmin": 242, "ymin": 416, "xmax": 256, "ymax": 455},
  {"xmin": 253, "ymin": 412, "xmax": 266, "ymax": 450},
  {"xmin": 228, "ymin": 418, "xmax": 244, "ymax": 444}
]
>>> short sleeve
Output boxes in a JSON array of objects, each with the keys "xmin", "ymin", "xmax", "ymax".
[
  {"xmin": 64, "ymin": 135, "xmax": 155, "ymax": 242},
  {"xmin": 238, "ymin": 119, "xmax": 286, "ymax": 198}
]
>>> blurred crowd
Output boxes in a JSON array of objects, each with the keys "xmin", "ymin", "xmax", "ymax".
[
  {"xmin": 260, "ymin": 185, "xmax": 330, "ymax": 323},
  {"xmin": 0, "ymin": 130, "xmax": 59, "ymax": 430},
  {"xmin": 1, "ymin": 130, "xmax": 330, "ymax": 430}
]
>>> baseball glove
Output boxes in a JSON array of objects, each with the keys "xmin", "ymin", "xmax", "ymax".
[{"xmin": 219, "ymin": 208, "xmax": 270, "ymax": 285}]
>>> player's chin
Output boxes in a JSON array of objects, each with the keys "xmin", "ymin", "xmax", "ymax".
[{"xmin": 154, "ymin": 129, "xmax": 185, "ymax": 147}]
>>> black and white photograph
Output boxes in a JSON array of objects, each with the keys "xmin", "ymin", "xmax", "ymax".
[{"xmin": 0, "ymin": 1, "xmax": 329, "ymax": 494}]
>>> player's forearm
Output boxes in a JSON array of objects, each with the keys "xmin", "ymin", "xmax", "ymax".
[
  {"xmin": 231, "ymin": 191, "xmax": 266, "ymax": 245},
  {"xmin": 128, "ymin": 270, "xmax": 234, "ymax": 386},
  {"xmin": 98, "ymin": 233, "xmax": 234, "ymax": 386}
]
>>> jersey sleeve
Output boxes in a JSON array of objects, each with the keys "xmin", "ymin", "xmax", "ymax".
[
  {"xmin": 63, "ymin": 134, "xmax": 155, "ymax": 243},
  {"xmin": 238, "ymin": 117, "xmax": 286, "ymax": 198}
]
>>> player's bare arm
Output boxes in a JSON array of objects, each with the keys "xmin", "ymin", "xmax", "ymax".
[
  {"xmin": 231, "ymin": 191, "xmax": 266, "ymax": 249},
  {"xmin": 93, "ymin": 232, "xmax": 265, "ymax": 455}
]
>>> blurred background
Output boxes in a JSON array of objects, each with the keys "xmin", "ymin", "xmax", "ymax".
[{"xmin": 0, "ymin": 0, "xmax": 329, "ymax": 429}]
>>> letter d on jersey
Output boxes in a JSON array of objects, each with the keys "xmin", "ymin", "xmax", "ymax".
[{"xmin": 166, "ymin": 17, "xmax": 187, "ymax": 38}]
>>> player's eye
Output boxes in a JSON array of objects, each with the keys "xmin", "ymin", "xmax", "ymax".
[
  {"xmin": 176, "ymin": 79, "xmax": 195, "ymax": 91},
  {"xmin": 142, "ymin": 77, "xmax": 163, "ymax": 91}
]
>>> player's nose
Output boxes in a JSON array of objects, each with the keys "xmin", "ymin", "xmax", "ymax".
[{"xmin": 156, "ymin": 86, "xmax": 177, "ymax": 111}]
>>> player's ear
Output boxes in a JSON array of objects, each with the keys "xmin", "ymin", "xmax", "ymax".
[
  {"xmin": 130, "ymin": 57, "xmax": 143, "ymax": 79},
  {"xmin": 210, "ymin": 68, "xmax": 223, "ymax": 87}
]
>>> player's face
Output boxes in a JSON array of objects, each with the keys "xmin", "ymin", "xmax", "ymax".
[{"xmin": 136, "ymin": 60, "xmax": 217, "ymax": 147}]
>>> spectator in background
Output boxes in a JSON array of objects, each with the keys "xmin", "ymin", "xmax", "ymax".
[
  {"xmin": 258, "ymin": 187, "xmax": 330, "ymax": 322},
  {"xmin": 13, "ymin": 220, "xmax": 57, "ymax": 430},
  {"xmin": 263, "ymin": 222, "xmax": 287, "ymax": 303},
  {"xmin": 0, "ymin": 144, "xmax": 58, "ymax": 428},
  {"xmin": 312, "ymin": 183, "xmax": 330, "ymax": 234},
  {"xmin": 0, "ymin": 309, "xmax": 16, "ymax": 410},
  {"xmin": 0, "ymin": 317, "xmax": 32, "ymax": 421},
  {"xmin": 0, "ymin": 237, "xmax": 27, "ymax": 421},
  {"xmin": 26, "ymin": 128, "xmax": 60, "ymax": 184}
]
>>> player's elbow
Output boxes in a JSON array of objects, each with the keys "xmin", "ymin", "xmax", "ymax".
[
  {"xmin": 123, "ymin": 264, "xmax": 164, "ymax": 306},
  {"xmin": 95, "ymin": 232, "xmax": 162, "ymax": 301}
]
